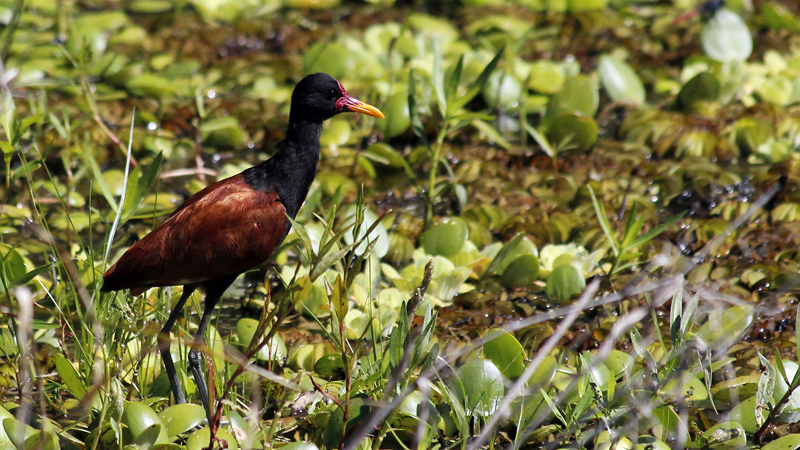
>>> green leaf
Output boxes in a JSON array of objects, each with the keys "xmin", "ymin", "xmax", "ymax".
[
  {"xmin": 0, "ymin": 141, "xmax": 13, "ymax": 156},
  {"xmin": 12, "ymin": 160, "xmax": 41, "ymax": 181},
  {"xmin": 119, "ymin": 165, "xmax": 141, "ymax": 221},
  {"xmin": 482, "ymin": 329, "xmax": 526, "ymax": 379},
  {"xmin": 597, "ymin": 54, "xmax": 645, "ymax": 105},
  {"xmin": 701, "ymin": 9, "xmax": 752, "ymax": 63},
  {"xmin": 331, "ymin": 274, "xmax": 348, "ymax": 323},
  {"xmin": 408, "ymin": 69, "xmax": 428, "ymax": 146},
  {"xmin": 131, "ymin": 151, "xmax": 163, "ymax": 216},
  {"xmin": 432, "ymin": 41, "xmax": 447, "ymax": 112},
  {"xmin": 620, "ymin": 202, "xmax": 644, "ymax": 250},
  {"xmin": 54, "ymin": 354, "xmax": 87, "ymax": 399},
  {"xmin": 83, "ymin": 143, "xmax": 118, "ymax": 211},
  {"xmin": 467, "ymin": 45, "xmax": 505, "ymax": 92},
  {"xmin": 8, "ymin": 264, "xmax": 48, "ymax": 287},
  {"xmin": 445, "ymin": 54, "xmax": 464, "ymax": 105},
  {"xmin": 627, "ymin": 211, "xmax": 686, "ymax": 249},
  {"xmin": 587, "ymin": 184, "xmax": 619, "ymax": 256},
  {"xmin": 2, "ymin": 91, "xmax": 16, "ymax": 144},
  {"xmin": 287, "ymin": 216, "xmax": 315, "ymax": 264}
]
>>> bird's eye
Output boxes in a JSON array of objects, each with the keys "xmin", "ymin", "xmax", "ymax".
[{"xmin": 330, "ymin": 88, "xmax": 337, "ymax": 98}]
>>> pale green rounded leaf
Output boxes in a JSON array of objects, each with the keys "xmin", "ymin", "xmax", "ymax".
[
  {"xmin": 158, "ymin": 403, "xmax": 206, "ymax": 437},
  {"xmin": 545, "ymin": 264, "xmax": 586, "ymax": 302},
  {"xmin": 421, "ymin": 218, "xmax": 468, "ymax": 258},
  {"xmin": 598, "ymin": 55, "xmax": 645, "ymax": 105},
  {"xmin": 452, "ymin": 358, "xmax": 505, "ymax": 417},
  {"xmin": 483, "ymin": 329, "xmax": 527, "ymax": 379},
  {"xmin": 701, "ymin": 9, "xmax": 752, "ymax": 63}
]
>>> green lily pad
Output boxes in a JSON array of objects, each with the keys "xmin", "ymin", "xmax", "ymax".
[
  {"xmin": 421, "ymin": 217, "xmax": 468, "ymax": 258},
  {"xmin": 598, "ymin": 54, "xmax": 645, "ymax": 105},
  {"xmin": 545, "ymin": 264, "xmax": 586, "ymax": 302},
  {"xmin": 483, "ymin": 329, "xmax": 527, "ymax": 379},
  {"xmin": 701, "ymin": 9, "xmax": 752, "ymax": 63}
]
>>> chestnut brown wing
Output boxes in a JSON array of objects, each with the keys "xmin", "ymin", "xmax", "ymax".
[{"xmin": 102, "ymin": 175, "xmax": 287, "ymax": 292}]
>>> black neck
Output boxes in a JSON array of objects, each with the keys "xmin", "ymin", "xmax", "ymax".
[{"xmin": 243, "ymin": 119, "xmax": 322, "ymax": 221}]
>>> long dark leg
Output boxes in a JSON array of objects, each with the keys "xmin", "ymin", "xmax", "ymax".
[
  {"xmin": 188, "ymin": 275, "xmax": 237, "ymax": 420},
  {"xmin": 158, "ymin": 285, "xmax": 198, "ymax": 405}
]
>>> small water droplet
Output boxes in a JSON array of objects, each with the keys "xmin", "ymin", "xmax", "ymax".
[
  {"xmin": 208, "ymin": 90, "xmax": 216, "ymax": 99},
  {"xmin": 147, "ymin": 122, "xmax": 158, "ymax": 131}
]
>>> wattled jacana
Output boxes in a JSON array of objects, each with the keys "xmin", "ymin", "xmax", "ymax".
[{"xmin": 102, "ymin": 73, "xmax": 384, "ymax": 415}]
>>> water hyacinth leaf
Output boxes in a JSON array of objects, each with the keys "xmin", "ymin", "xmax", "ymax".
[
  {"xmin": 762, "ymin": 434, "xmax": 800, "ymax": 450},
  {"xmin": 547, "ymin": 113, "xmax": 599, "ymax": 150},
  {"xmin": 158, "ymin": 404, "xmax": 206, "ymax": 437},
  {"xmin": 295, "ymin": 279, "xmax": 329, "ymax": 317},
  {"xmin": 694, "ymin": 305, "xmax": 754, "ymax": 348},
  {"xmin": 22, "ymin": 430, "xmax": 59, "ymax": 450},
  {"xmin": 303, "ymin": 42, "xmax": 352, "ymax": 80},
  {"xmin": 320, "ymin": 119, "xmax": 351, "ymax": 150},
  {"xmin": 377, "ymin": 92, "xmax": 410, "ymax": 138},
  {"xmin": 527, "ymin": 60, "xmax": 565, "ymax": 94},
  {"xmin": 121, "ymin": 401, "xmax": 169, "ymax": 444},
  {"xmin": 545, "ymin": 264, "xmax": 586, "ymax": 302},
  {"xmin": 200, "ymin": 116, "xmax": 244, "ymax": 148},
  {"xmin": 597, "ymin": 54, "xmax": 645, "ymax": 105},
  {"xmin": 483, "ymin": 233, "xmax": 536, "ymax": 277},
  {"xmin": 322, "ymin": 397, "xmax": 371, "ymax": 449},
  {"xmin": 500, "ymin": 254, "xmax": 540, "ymax": 289},
  {"xmin": 661, "ymin": 374, "xmax": 709, "ymax": 402},
  {"xmin": 186, "ymin": 426, "xmax": 237, "ymax": 450},
  {"xmin": 421, "ymin": 217, "xmax": 468, "ymax": 258},
  {"xmin": 342, "ymin": 206, "xmax": 389, "ymax": 258},
  {"xmin": 483, "ymin": 70, "xmax": 522, "ymax": 109},
  {"xmin": 483, "ymin": 329, "xmax": 527, "ymax": 379},
  {"xmin": 236, "ymin": 318, "xmax": 287, "ymax": 361},
  {"xmin": 677, "ymin": 72, "xmax": 720, "ymax": 111},
  {"xmin": 546, "ymin": 74, "xmax": 599, "ymax": 122},
  {"xmin": 773, "ymin": 360, "xmax": 800, "ymax": 410},
  {"xmin": 756, "ymin": 75, "xmax": 794, "ymax": 105},
  {"xmin": 703, "ymin": 422, "xmax": 746, "ymax": 449},
  {"xmin": 452, "ymin": 358, "xmax": 505, "ymax": 417},
  {"xmin": 701, "ymin": 9, "xmax": 752, "ymax": 63}
]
